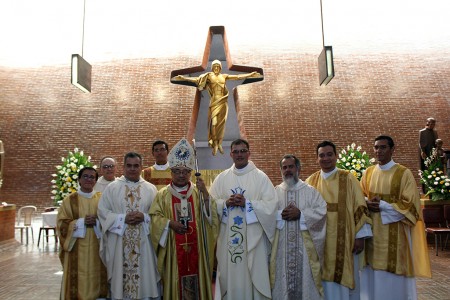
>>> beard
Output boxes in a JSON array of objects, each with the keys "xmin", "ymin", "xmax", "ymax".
[{"xmin": 283, "ymin": 174, "xmax": 299, "ymax": 187}]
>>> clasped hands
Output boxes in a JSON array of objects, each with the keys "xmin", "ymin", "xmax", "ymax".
[
  {"xmin": 84, "ymin": 214, "xmax": 97, "ymax": 227},
  {"xmin": 281, "ymin": 203, "xmax": 301, "ymax": 221},
  {"xmin": 226, "ymin": 194, "xmax": 246, "ymax": 208},
  {"xmin": 125, "ymin": 211, "xmax": 144, "ymax": 225}
]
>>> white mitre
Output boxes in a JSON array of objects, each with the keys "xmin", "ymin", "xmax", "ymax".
[{"xmin": 168, "ymin": 138, "xmax": 196, "ymax": 170}]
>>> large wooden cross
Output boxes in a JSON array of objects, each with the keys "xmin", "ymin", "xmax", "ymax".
[{"xmin": 170, "ymin": 26, "xmax": 263, "ymax": 170}]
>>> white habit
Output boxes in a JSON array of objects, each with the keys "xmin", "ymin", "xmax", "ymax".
[
  {"xmin": 98, "ymin": 176, "xmax": 161, "ymax": 300},
  {"xmin": 209, "ymin": 161, "xmax": 277, "ymax": 300},
  {"xmin": 271, "ymin": 179, "xmax": 327, "ymax": 300}
]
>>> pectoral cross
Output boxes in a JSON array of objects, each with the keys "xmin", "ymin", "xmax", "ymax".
[{"xmin": 180, "ymin": 197, "xmax": 191, "ymax": 229}]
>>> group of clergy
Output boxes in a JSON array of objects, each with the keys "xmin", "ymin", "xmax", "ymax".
[{"xmin": 56, "ymin": 135, "xmax": 431, "ymax": 300}]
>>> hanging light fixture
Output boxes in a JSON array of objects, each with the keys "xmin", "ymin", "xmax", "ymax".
[
  {"xmin": 318, "ymin": 0, "xmax": 334, "ymax": 86},
  {"xmin": 71, "ymin": 0, "xmax": 91, "ymax": 93}
]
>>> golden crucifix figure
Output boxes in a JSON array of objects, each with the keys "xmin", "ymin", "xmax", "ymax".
[{"xmin": 172, "ymin": 60, "xmax": 261, "ymax": 156}]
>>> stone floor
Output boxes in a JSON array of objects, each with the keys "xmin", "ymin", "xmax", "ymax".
[{"xmin": 1, "ymin": 218, "xmax": 449, "ymax": 300}]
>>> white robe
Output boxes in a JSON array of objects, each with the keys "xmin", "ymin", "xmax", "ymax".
[
  {"xmin": 98, "ymin": 176, "xmax": 161, "ymax": 300},
  {"xmin": 209, "ymin": 161, "xmax": 277, "ymax": 300},
  {"xmin": 271, "ymin": 180, "xmax": 327, "ymax": 300},
  {"xmin": 94, "ymin": 176, "xmax": 116, "ymax": 193}
]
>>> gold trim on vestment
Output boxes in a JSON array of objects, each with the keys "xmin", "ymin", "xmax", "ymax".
[
  {"xmin": 69, "ymin": 192, "xmax": 79, "ymax": 299},
  {"xmin": 333, "ymin": 170, "xmax": 348, "ymax": 284}
]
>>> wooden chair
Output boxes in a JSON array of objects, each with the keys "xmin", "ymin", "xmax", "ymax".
[
  {"xmin": 423, "ymin": 206, "xmax": 450, "ymax": 256},
  {"xmin": 15, "ymin": 205, "xmax": 37, "ymax": 245}
]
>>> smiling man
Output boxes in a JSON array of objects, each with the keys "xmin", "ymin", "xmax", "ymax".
[
  {"xmin": 94, "ymin": 156, "xmax": 117, "ymax": 193},
  {"xmin": 98, "ymin": 152, "xmax": 161, "ymax": 300},
  {"xmin": 57, "ymin": 167, "xmax": 108, "ymax": 299},
  {"xmin": 142, "ymin": 140, "xmax": 172, "ymax": 190},
  {"xmin": 360, "ymin": 135, "xmax": 431, "ymax": 300},
  {"xmin": 306, "ymin": 140, "xmax": 372, "ymax": 300},
  {"xmin": 209, "ymin": 138, "xmax": 277, "ymax": 300}
]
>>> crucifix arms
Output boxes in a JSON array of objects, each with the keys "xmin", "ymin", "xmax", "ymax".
[
  {"xmin": 172, "ymin": 74, "xmax": 199, "ymax": 84},
  {"xmin": 226, "ymin": 71, "xmax": 262, "ymax": 80},
  {"xmin": 171, "ymin": 71, "xmax": 262, "ymax": 84}
]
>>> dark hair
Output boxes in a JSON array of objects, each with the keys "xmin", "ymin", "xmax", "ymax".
[
  {"xmin": 231, "ymin": 138, "xmax": 250, "ymax": 150},
  {"xmin": 99, "ymin": 156, "xmax": 116, "ymax": 166},
  {"xmin": 152, "ymin": 140, "xmax": 169, "ymax": 152},
  {"xmin": 316, "ymin": 140, "xmax": 336, "ymax": 155},
  {"xmin": 78, "ymin": 167, "xmax": 99, "ymax": 181},
  {"xmin": 374, "ymin": 135, "xmax": 395, "ymax": 148},
  {"xmin": 123, "ymin": 152, "xmax": 143, "ymax": 165},
  {"xmin": 280, "ymin": 154, "xmax": 301, "ymax": 169}
]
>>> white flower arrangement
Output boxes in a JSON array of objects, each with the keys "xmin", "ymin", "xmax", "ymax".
[
  {"xmin": 336, "ymin": 143, "xmax": 375, "ymax": 181},
  {"xmin": 419, "ymin": 148, "xmax": 450, "ymax": 201},
  {"xmin": 51, "ymin": 147, "xmax": 95, "ymax": 205}
]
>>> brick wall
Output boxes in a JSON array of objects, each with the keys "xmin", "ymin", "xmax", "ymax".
[{"xmin": 0, "ymin": 51, "xmax": 449, "ymax": 210}]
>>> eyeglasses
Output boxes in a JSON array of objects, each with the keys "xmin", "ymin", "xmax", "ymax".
[
  {"xmin": 153, "ymin": 148, "xmax": 167, "ymax": 153},
  {"xmin": 231, "ymin": 149, "xmax": 249, "ymax": 154},
  {"xmin": 171, "ymin": 169, "xmax": 191, "ymax": 176},
  {"xmin": 82, "ymin": 174, "xmax": 96, "ymax": 180},
  {"xmin": 102, "ymin": 164, "xmax": 115, "ymax": 169}
]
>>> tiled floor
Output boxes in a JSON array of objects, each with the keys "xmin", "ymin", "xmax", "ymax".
[
  {"xmin": 1, "ymin": 219, "xmax": 449, "ymax": 300},
  {"xmin": 0, "ymin": 218, "xmax": 61, "ymax": 300}
]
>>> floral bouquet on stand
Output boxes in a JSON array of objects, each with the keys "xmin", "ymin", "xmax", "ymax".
[
  {"xmin": 336, "ymin": 143, "xmax": 375, "ymax": 181},
  {"xmin": 419, "ymin": 148, "xmax": 450, "ymax": 201},
  {"xmin": 51, "ymin": 147, "xmax": 95, "ymax": 206}
]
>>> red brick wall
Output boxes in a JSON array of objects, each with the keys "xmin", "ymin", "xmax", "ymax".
[{"xmin": 0, "ymin": 52, "xmax": 449, "ymax": 210}]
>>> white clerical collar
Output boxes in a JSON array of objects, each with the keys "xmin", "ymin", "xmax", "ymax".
[
  {"xmin": 321, "ymin": 167, "xmax": 338, "ymax": 179},
  {"xmin": 77, "ymin": 188, "xmax": 95, "ymax": 199},
  {"xmin": 377, "ymin": 160, "xmax": 396, "ymax": 170},
  {"xmin": 99, "ymin": 176, "xmax": 116, "ymax": 183},
  {"xmin": 123, "ymin": 176, "xmax": 141, "ymax": 183},
  {"xmin": 153, "ymin": 162, "xmax": 169, "ymax": 170},
  {"xmin": 234, "ymin": 162, "xmax": 251, "ymax": 173}
]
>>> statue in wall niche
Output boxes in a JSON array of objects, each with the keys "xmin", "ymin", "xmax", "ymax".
[{"xmin": 172, "ymin": 59, "xmax": 262, "ymax": 156}]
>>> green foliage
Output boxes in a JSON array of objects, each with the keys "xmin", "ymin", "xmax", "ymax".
[
  {"xmin": 51, "ymin": 147, "xmax": 95, "ymax": 205},
  {"xmin": 336, "ymin": 143, "xmax": 375, "ymax": 181},
  {"xmin": 419, "ymin": 148, "xmax": 450, "ymax": 200}
]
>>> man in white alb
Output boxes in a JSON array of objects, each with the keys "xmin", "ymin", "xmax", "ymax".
[
  {"xmin": 98, "ymin": 151, "xmax": 161, "ymax": 299},
  {"xmin": 270, "ymin": 154, "xmax": 327, "ymax": 300},
  {"xmin": 209, "ymin": 138, "xmax": 277, "ymax": 300}
]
